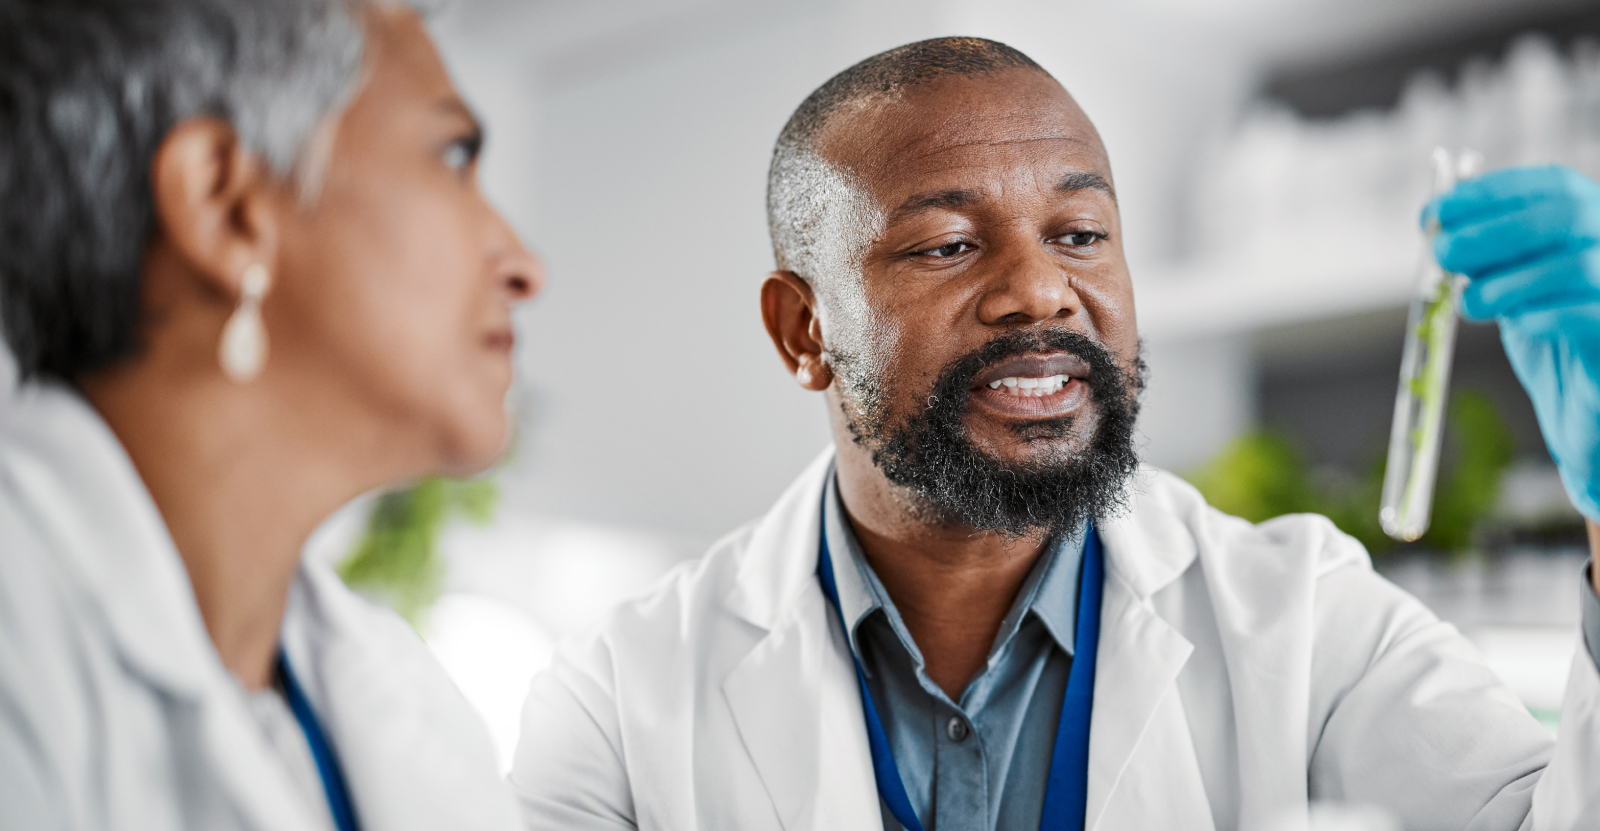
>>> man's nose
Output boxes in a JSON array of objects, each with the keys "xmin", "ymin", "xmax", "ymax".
[{"xmin": 975, "ymin": 243, "xmax": 1081, "ymax": 325}]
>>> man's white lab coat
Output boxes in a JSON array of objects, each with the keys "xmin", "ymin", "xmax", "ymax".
[
  {"xmin": 512, "ymin": 449, "xmax": 1600, "ymax": 830},
  {"xmin": 0, "ymin": 384, "xmax": 520, "ymax": 831}
]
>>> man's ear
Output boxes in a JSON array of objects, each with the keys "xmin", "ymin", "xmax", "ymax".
[
  {"xmin": 760, "ymin": 270, "xmax": 832, "ymax": 391},
  {"xmin": 148, "ymin": 117, "xmax": 282, "ymax": 305}
]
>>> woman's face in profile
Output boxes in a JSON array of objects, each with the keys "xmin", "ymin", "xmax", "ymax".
[{"xmin": 269, "ymin": 6, "xmax": 541, "ymax": 474}]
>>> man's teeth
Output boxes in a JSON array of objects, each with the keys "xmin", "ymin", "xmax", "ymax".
[{"xmin": 985, "ymin": 375, "xmax": 1072, "ymax": 396}]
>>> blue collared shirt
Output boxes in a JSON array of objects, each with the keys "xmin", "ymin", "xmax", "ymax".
[{"xmin": 823, "ymin": 471, "xmax": 1084, "ymax": 831}]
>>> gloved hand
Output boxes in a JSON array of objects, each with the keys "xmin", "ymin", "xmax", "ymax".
[{"xmin": 1427, "ymin": 164, "xmax": 1600, "ymax": 520}]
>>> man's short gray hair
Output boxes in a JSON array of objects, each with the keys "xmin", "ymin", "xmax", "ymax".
[
  {"xmin": 766, "ymin": 37, "xmax": 1047, "ymax": 289},
  {"xmin": 0, "ymin": 0, "xmax": 370, "ymax": 382}
]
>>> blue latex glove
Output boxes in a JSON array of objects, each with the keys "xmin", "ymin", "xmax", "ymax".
[{"xmin": 1427, "ymin": 164, "xmax": 1600, "ymax": 520}]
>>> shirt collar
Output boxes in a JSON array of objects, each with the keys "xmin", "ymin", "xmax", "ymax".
[
  {"xmin": 821, "ymin": 467, "xmax": 1086, "ymax": 668},
  {"xmin": 822, "ymin": 469, "xmax": 885, "ymax": 661}
]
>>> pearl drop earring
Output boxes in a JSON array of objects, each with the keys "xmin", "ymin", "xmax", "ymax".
[{"xmin": 219, "ymin": 264, "xmax": 271, "ymax": 382}]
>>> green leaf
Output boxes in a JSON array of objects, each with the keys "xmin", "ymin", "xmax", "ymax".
[
  {"xmin": 1184, "ymin": 432, "xmax": 1318, "ymax": 523},
  {"xmin": 1423, "ymin": 391, "xmax": 1516, "ymax": 554},
  {"xmin": 1182, "ymin": 389, "xmax": 1514, "ymax": 559},
  {"xmin": 336, "ymin": 474, "xmax": 501, "ymax": 629}
]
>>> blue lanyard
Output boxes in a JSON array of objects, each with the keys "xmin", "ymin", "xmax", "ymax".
[
  {"xmin": 816, "ymin": 521, "xmax": 1105, "ymax": 831},
  {"xmin": 277, "ymin": 651, "xmax": 362, "ymax": 831}
]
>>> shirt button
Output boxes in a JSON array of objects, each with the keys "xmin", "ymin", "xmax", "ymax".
[{"xmin": 945, "ymin": 716, "xmax": 970, "ymax": 743}]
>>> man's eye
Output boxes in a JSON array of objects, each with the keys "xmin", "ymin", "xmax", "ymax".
[
  {"xmin": 918, "ymin": 242, "xmax": 972, "ymax": 258},
  {"xmin": 1062, "ymin": 231, "xmax": 1104, "ymax": 247}
]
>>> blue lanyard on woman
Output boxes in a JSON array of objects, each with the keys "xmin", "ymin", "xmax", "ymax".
[
  {"xmin": 277, "ymin": 651, "xmax": 362, "ymax": 831},
  {"xmin": 816, "ymin": 519, "xmax": 1105, "ymax": 831}
]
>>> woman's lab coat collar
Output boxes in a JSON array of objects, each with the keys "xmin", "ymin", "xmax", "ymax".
[
  {"xmin": 0, "ymin": 383, "xmax": 518, "ymax": 830},
  {"xmin": 2, "ymin": 382, "xmax": 218, "ymax": 701}
]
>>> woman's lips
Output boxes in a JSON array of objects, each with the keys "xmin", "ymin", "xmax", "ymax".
[{"xmin": 485, "ymin": 329, "xmax": 515, "ymax": 353}]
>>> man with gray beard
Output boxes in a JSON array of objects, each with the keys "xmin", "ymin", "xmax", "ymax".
[{"xmin": 512, "ymin": 37, "xmax": 1600, "ymax": 830}]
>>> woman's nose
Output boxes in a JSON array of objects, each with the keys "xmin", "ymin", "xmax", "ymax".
[
  {"xmin": 503, "ymin": 246, "xmax": 544, "ymax": 303},
  {"xmin": 488, "ymin": 207, "xmax": 544, "ymax": 303}
]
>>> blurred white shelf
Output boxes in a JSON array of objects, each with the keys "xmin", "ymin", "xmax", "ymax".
[
  {"xmin": 1143, "ymin": 34, "xmax": 1600, "ymax": 343},
  {"xmin": 1137, "ymin": 237, "xmax": 1416, "ymax": 341}
]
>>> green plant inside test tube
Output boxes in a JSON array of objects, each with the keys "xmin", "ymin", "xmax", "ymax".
[
  {"xmin": 1379, "ymin": 147, "xmax": 1483, "ymax": 542},
  {"xmin": 1398, "ymin": 280, "xmax": 1459, "ymax": 512}
]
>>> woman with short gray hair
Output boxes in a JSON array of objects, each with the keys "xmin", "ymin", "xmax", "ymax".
[{"xmin": 0, "ymin": 1, "xmax": 541, "ymax": 828}]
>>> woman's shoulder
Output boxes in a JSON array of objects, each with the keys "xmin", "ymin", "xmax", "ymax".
[
  {"xmin": 0, "ymin": 486, "xmax": 181, "ymax": 821},
  {"xmin": 0, "ymin": 388, "xmax": 148, "ymax": 680}
]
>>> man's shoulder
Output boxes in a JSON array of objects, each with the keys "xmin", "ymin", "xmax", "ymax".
[
  {"xmin": 1125, "ymin": 466, "xmax": 1372, "ymax": 582},
  {"xmin": 1130, "ymin": 468, "xmax": 1424, "ymax": 684}
]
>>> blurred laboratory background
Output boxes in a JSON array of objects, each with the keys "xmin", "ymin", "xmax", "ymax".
[{"xmin": 297, "ymin": 0, "xmax": 1600, "ymax": 768}]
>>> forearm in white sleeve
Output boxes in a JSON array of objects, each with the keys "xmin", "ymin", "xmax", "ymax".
[
  {"xmin": 1307, "ymin": 563, "xmax": 1555, "ymax": 830},
  {"xmin": 510, "ymin": 643, "xmax": 639, "ymax": 831},
  {"xmin": 1526, "ymin": 566, "xmax": 1600, "ymax": 826}
]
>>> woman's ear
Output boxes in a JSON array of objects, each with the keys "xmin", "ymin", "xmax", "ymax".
[
  {"xmin": 760, "ymin": 270, "xmax": 832, "ymax": 392},
  {"xmin": 148, "ymin": 117, "xmax": 282, "ymax": 304}
]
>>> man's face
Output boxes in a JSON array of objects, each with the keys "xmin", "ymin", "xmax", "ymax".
[{"xmin": 813, "ymin": 69, "xmax": 1142, "ymax": 533}]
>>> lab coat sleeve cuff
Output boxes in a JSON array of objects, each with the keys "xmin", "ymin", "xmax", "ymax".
[{"xmin": 1581, "ymin": 559, "xmax": 1600, "ymax": 670}]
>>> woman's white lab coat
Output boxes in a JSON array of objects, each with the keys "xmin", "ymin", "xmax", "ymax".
[
  {"xmin": 513, "ymin": 449, "xmax": 1600, "ymax": 830},
  {"xmin": 0, "ymin": 384, "xmax": 520, "ymax": 831}
]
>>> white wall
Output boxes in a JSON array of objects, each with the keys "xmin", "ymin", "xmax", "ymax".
[
  {"xmin": 1138, "ymin": 334, "xmax": 1258, "ymax": 473},
  {"xmin": 436, "ymin": 4, "xmax": 829, "ymax": 544}
]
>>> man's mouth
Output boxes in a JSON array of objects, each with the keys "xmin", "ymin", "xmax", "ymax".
[
  {"xmin": 984, "ymin": 374, "xmax": 1073, "ymax": 397},
  {"xmin": 972, "ymin": 352, "xmax": 1092, "ymax": 393},
  {"xmin": 965, "ymin": 351, "xmax": 1095, "ymax": 417},
  {"xmin": 852, "ymin": 331, "xmax": 1141, "ymax": 536}
]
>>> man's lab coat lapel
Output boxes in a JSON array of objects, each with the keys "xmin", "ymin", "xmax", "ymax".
[
  {"xmin": 1103, "ymin": 473, "xmax": 1319, "ymax": 828},
  {"xmin": 1091, "ymin": 473, "xmax": 1214, "ymax": 830},
  {"xmin": 719, "ymin": 454, "xmax": 1223, "ymax": 831},
  {"xmin": 722, "ymin": 451, "xmax": 883, "ymax": 830}
]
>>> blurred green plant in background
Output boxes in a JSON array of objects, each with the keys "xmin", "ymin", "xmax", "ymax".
[
  {"xmin": 338, "ymin": 475, "xmax": 499, "ymax": 628},
  {"xmin": 1184, "ymin": 390, "xmax": 1515, "ymax": 556},
  {"xmin": 1425, "ymin": 392, "xmax": 1518, "ymax": 551}
]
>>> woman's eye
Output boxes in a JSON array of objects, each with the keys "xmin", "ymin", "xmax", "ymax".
[
  {"xmin": 918, "ymin": 242, "xmax": 972, "ymax": 258},
  {"xmin": 443, "ymin": 135, "xmax": 481, "ymax": 173}
]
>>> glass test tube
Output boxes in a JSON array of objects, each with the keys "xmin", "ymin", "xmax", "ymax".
[{"xmin": 1379, "ymin": 147, "xmax": 1484, "ymax": 542}]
